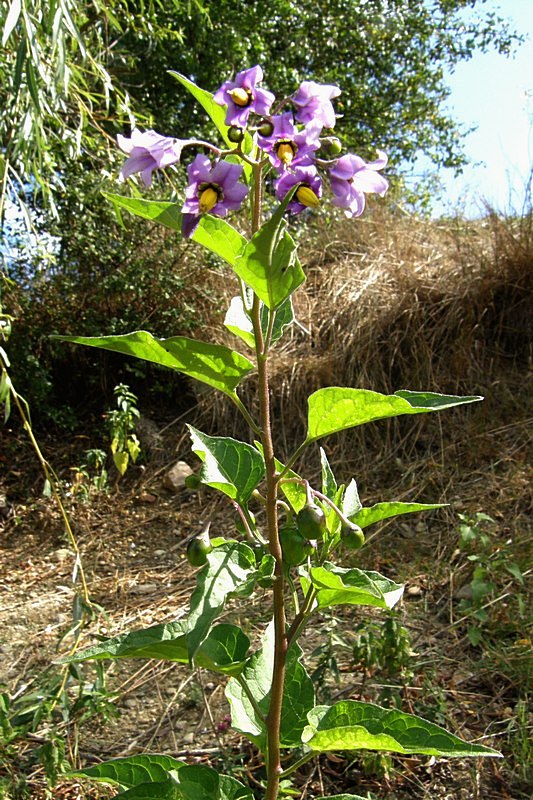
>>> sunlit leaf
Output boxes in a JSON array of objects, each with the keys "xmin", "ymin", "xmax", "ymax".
[
  {"xmin": 225, "ymin": 621, "xmax": 315, "ymax": 749},
  {"xmin": 306, "ymin": 388, "xmax": 482, "ymax": 441},
  {"xmin": 352, "ymin": 501, "xmax": 446, "ymax": 529},
  {"xmin": 54, "ymin": 331, "xmax": 254, "ymax": 397},
  {"xmin": 103, "ymin": 194, "xmax": 247, "ymax": 266},
  {"xmin": 300, "ymin": 562, "xmax": 404, "ymax": 610},
  {"xmin": 302, "ymin": 700, "xmax": 502, "ymax": 757},
  {"xmin": 68, "ymin": 755, "xmax": 185, "ymax": 789},
  {"xmin": 188, "ymin": 426, "xmax": 265, "ymax": 504},
  {"xmin": 61, "ymin": 621, "xmax": 250, "ymax": 676},
  {"xmin": 187, "ymin": 542, "xmax": 257, "ymax": 662},
  {"xmin": 233, "ymin": 192, "xmax": 305, "ymax": 310}
]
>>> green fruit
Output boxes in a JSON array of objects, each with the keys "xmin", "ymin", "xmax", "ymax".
[
  {"xmin": 342, "ymin": 521, "xmax": 365, "ymax": 550},
  {"xmin": 257, "ymin": 118, "xmax": 273, "ymax": 137},
  {"xmin": 321, "ymin": 135, "xmax": 343, "ymax": 156},
  {"xmin": 227, "ymin": 125, "xmax": 245, "ymax": 143},
  {"xmin": 186, "ymin": 535, "xmax": 212, "ymax": 567},
  {"xmin": 279, "ymin": 526, "xmax": 315, "ymax": 566},
  {"xmin": 297, "ymin": 503, "xmax": 327, "ymax": 540}
]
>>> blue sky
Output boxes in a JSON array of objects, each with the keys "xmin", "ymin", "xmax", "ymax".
[{"xmin": 431, "ymin": 0, "xmax": 532, "ymax": 217}]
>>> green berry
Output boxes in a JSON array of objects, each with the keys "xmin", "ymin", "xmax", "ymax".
[
  {"xmin": 227, "ymin": 125, "xmax": 245, "ymax": 143},
  {"xmin": 321, "ymin": 136, "xmax": 342, "ymax": 156},
  {"xmin": 257, "ymin": 119, "xmax": 274, "ymax": 137},
  {"xmin": 342, "ymin": 521, "xmax": 365, "ymax": 550},
  {"xmin": 186, "ymin": 534, "xmax": 212, "ymax": 567},
  {"xmin": 279, "ymin": 526, "xmax": 315, "ymax": 566},
  {"xmin": 297, "ymin": 503, "xmax": 327, "ymax": 540}
]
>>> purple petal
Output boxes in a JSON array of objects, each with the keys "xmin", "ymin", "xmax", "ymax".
[
  {"xmin": 237, "ymin": 64, "xmax": 263, "ymax": 90},
  {"xmin": 353, "ymin": 170, "xmax": 389, "ymax": 196},
  {"xmin": 210, "ymin": 160, "xmax": 244, "ymax": 188},
  {"xmin": 182, "ymin": 213, "xmax": 200, "ymax": 238}
]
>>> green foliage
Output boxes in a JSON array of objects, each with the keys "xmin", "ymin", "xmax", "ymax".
[
  {"xmin": 306, "ymin": 388, "xmax": 482, "ymax": 442},
  {"xmin": 302, "ymin": 700, "xmax": 500, "ymax": 757},
  {"xmin": 70, "ymin": 448, "xmax": 108, "ymax": 499},
  {"xmin": 55, "ymin": 331, "xmax": 254, "ymax": 398},
  {"xmin": 225, "ymin": 623, "xmax": 315, "ymax": 750},
  {"xmin": 188, "ymin": 427, "xmax": 266, "ymax": 503},
  {"xmin": 300, "ymin": 563, "xmax": 404, "ymax": 611},
  {"xmin": 106, "ymin": 383, "xmax": 141, "ymax": 477},
  {"xmin": 455, "ymin": 512, "xmax": 526, "ymax": 647}
]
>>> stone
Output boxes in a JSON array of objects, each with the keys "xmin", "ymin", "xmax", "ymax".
[{"xmin": 163, "ymin": 461, "xmax": 193, "ymax": 492}]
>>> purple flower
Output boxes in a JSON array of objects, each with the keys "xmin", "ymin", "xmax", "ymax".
[
  {"xmin": 275, "ymin": 165, "xmax": 322, "ymax": 214},
  {"xmin": 181, "ymin": 154, "xmax": 249, "ymax": 237},
  {"xmin": 117, "ymin": 129, "xmax": 185, "ymax": 187},
  {"xmin": 292, "ymin": 81, "xmax": 341, "ymax": 129},
  {"xmin": 329, "ymin": 151, "xmax": 388, "ymax": 217},
  {"xmin": 258, "ymin": 112, "xmax": 321, "ymax": 170},
  {"xmin": 214, "ymin": 65, "xmax": 275, "ymax": 128}
]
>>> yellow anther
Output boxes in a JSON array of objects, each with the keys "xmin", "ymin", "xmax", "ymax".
[
  {"xmin": 199, "ymin": 186, "xmax": 218, "ymax": 213},
  {"xmin": 228, "ymin": 87, "xmax": 252, "ymax": 107},
  {"xmin": 277, "ymin": 142, "xmax": 295, "ymax": 166},
  {"xmin": 296, "ymin": 185, "xmax": 320, "ymax": 208}
]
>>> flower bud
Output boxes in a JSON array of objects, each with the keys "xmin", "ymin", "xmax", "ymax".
[
  {"xmin": 295, "ymin": 184, "xmax": 320, "ymax": 209},
  {"xmin": 227, "ymin": 125, "xmax": 245, "ymax": 143}
]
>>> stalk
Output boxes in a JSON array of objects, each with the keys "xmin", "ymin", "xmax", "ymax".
[{"xmin": 250, "ymin": 159, "xmax": 287, "ymax": 800}]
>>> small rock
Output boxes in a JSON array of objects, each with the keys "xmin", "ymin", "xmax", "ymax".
[
  {"xmin": 130, "ymin": 583, "xmax": 158, "ymax": 595},
  {"xmin": 163, "ymin": 461, "xmax": 193, "ymax": 492},
  {"xmin": 407, "ymin": 585, "xmax": 422, "ymax": 596},
  {"xmin": 124, "ymin": 698, "xmax": 137, "ymax": 709},
  {"xmin": 53, "ymin": 548, "xmax": 74, "ymax": 562},
  {"xmin": 154, "ymin": 549, "xmax": 166, "ymax": 558},
  {"xmin": 182, "ymin": 732, "xmax": 194, "ymax": 745},
  {"xmin": 137, "ymin": 492, "xmax": 158, "ymax": 504}
]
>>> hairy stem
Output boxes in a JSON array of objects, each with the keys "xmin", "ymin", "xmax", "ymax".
[{"xmin": 250, "ymin": 158, "xmax": 287, "ymax": 800}]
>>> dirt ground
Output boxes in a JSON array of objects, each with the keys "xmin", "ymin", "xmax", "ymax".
[{"xmin": 0, "ymin": 414, "xmax": 531, "ymax": 799}]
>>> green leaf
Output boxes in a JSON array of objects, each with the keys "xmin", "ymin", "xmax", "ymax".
[
  {"xmin": 262, "ymin": 296, "xmax": 294, "ymax": 345},
  {"xmin": 352, "ymin": 501, "xmax": 446, "ymax": 529},
  {"xmin": 317, "ymin": 796, "xmax": 369, "ymax": 800},
  {"xmin": 119, "ymin": 777, "xmax": 180, "ymax": 799},
  {"xmin": 67, "ymin": 755, "xmax": 185, "ymax": 789},
  {"xmin": 113, "ymin": 450, "xmax": 129, "ymax": 476},
  {"xmin": 306, "ymin": 389, "xmax": 483, "ymax": 442},
  {"xmin": 225, "ymin": 294, "xmax": 294, "ymax": 350},
  {"xmin": 61, "ymin": 621, "xmax": 250, "ymax": 676},
  {"xmin": 103, "ymin": 194, "xmax": 247, "ymax": 266},
  {"xmin": 187, "ymin": 542, "xmax": 257, "ymax": 662},
  {"xmin": 193, "ymin": 215, "xmax": 248, "ymax": 267},
  {"xmin": 320, "ymin": 448, "xmax": 337, "ymax": 501},
  {"xmin": 224, "ymin": 296, "xmax": 255, "ymax": 349},
  {"xmin": 171, "ymin": 764, "xmax": 253, "ymax": 800},
  {"xmin": 233, "ymin": 194, "xmax": 305, "ymax": 310},
  {"xmin": 54, "ymin": 331, "xmax": 254, "ymax": 397},
  {"xmin": 226, "ymin": 622, "xmax": 315, "ymax": 749},
  {"xmin": 301, "ymin": 562, "xmax": 404, "ymax": 610},
  {"xmin": 188, "ymin": 426, "xmax": 265, "ymax": 504},
  {"xmin": 302, "ymin": 700, "xmax": 501, "ymax": 757},
  {"xmin": 342, "ymin": 479, "xmax": 362, "ymax": 518}
]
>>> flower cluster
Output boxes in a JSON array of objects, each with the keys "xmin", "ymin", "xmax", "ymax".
[{"xmin": 117, "ymin": 66, "xmax": 388, "ymax": 236}]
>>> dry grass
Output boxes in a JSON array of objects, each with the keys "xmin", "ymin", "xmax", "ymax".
[{"xmin": 191, "ymin": 206, "xmax": 531, "ymax": 495}]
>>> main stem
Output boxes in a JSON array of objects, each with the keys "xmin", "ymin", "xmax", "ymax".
[{"xmin": 250, "ymin": 160, "xmax": 287, "ymax": 800}]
